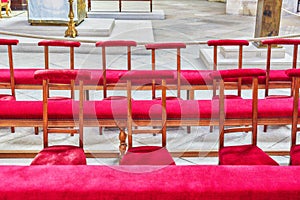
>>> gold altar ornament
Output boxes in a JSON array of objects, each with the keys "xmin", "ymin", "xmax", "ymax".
[{"xmin": 65, "ymin": 0, "xmax": 78, "ymax": 38}]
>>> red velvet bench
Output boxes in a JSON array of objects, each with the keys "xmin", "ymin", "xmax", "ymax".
[{"xmin": 0, "ymin": 165, "xmax": 300, "ymax": 199}]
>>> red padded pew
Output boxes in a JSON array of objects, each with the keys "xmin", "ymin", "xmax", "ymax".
[{"xmin": 0, "ymin": 165, "xmax": 300, "ymax": 200}]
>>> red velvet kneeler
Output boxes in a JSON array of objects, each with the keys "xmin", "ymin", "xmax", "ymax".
[
  {"xmin": 290, "ymin": 145, "xmax": 300, "ymax": 165},
  {"xmin": 120, "ymin": 146, "xmax": 175, "ymax": 165},
  {"xmin": 31, "ymin": 145, "xmax": 86, "ymax": 165},
  {"xmin": 219, "ymin": 145, "xmax": 278, "ymax": 165}
]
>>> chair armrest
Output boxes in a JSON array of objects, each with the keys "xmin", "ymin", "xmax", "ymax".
[
  {"xmin": 38, "ymin": 40, "xmax": 81, "ymax": 48},
  {"xmin": 0, "ymin": 38, "xmax": 19, "ymax": 45},
  {"xmin": 261, "ymin": 38, "xmax": 300, "ymax": 45},
  {"xmin": 207, "ymin": 39, "xmax": 249, "ymax": 46},
  {"xmin": 145, "ymin": 42, "xmax": 186, "ymax": 50},
  {"xmin": 95, "ymin": 40, "xmax": 137, "ymax": 47}
]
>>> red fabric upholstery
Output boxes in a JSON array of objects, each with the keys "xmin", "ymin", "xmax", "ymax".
[
  {"xmin": 0, "ymin": 38, "xmax": 19, "ymax": 45},
  {"xmin": 120, "ymin": 146, "xmax": 175, "ymax": 165},
  {"xmin": 210, "ymin": 69, "xmax": 265, "ymax": 79},
  {"xmin": 180, "ymin": 70, "xmax": 213, "ymax": 85},
  {"xmin": 1, "ymin": 0, "xmax": 9, "ymax": 3},
  {"xmin": 212, "ymin": 95, "xmax": 242, "ymax": 100},
  {"xmin": 38, "ymin": 40, "xmax": 81, "ymax": 47},
  {"xmin": 34, "ymin": 69, "xmax": 91, "ymax": 81},
  {"xmin": 145, "ymin": 42, "xmax": 186, "ymax": 49},
  {"xmin": 269, "ymin": 70, "xmax": 290, "ymax": 81},
  {"xmin": 95, "ymin": 40, "xmax": 137, "ymax": 47},
  {"xmin": 1, "ymin": 165, "xmax": 300, "ymax": 199},
  {"xmin": 286, "ymin": 68, "xmax": 300, "ymax": 77},
  {"xmin": 0, "ymin": 69, "xmax": 42, "ymax": 85},
  {"xmin": 119, "ymin": 70, "xmax": 174, "ymax": 82},
  {"xmin": 0, "ymin": 97, "xmax": 296, "ymax": 120},
  {"xmin": 0, "ymin": 94, "xmax": 15, "ymax": 101},
  {"xmin": 262, "ymin": 38, "xmax": 300, "ymax": 45},
  {"xmin": 30, "ymin": 145, "xmax": 86, "ymax": 165},
  {"xmin": 290, "ymin": 145, "xmax": 300, "ymax": 165},
  {"xmin": 219, "ymin": 145, "xmax": 279, "ymax": 165},
  {"xmin": 103, "ymin": 96, "xmax": 127, "ymax": 100},
  {"xmin": 207, "ymin": 39, "xmax": 249, "ymax": 46}
]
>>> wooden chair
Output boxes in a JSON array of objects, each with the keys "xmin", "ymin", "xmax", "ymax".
[
  {"xmin": 30, "ymin": 69, "xmax": 91, "ymax": 165},
  {"xmin": 95, "ymin": 40, "xmax": 137, "ymax": 134},
  {"xmin": 0, "ymin": 39, "xmax": 18, "ymax": 133},
  {"xmin": 0, "ymin": 0, "xmax": 11, "ymax": 18},
  {"xmin": 286, "ymin": 69, "xmax": 300, "ymax": 165},
  {"xmin": 38, "ymin": 40, "xmax": 81, "ymax": 99},
  {"xmin": 211, "ymin": 69, "xmax": 278, "ymax": 165},
  {"xmin": 33, "ymin": 69, "xmax": 91, "ymax": 148},
  {"xmin": 145, "ymin": 42, "xmax": 192, "ymax": 133},
  {"xmin": 207, "ymin": 39, "xmax": 250, "ymax": 132},
  {"xmin": 119, "ymin": 70, "xmax": 175, "ymax": 165},
  {"xmin": 145, "ymin": 42, "xmax": 186, "ymax": 99},
  {"xmin": 37, "ymin": 40, "xmax": 82, "ymax": 135},
  {"xmin": 261, "ymin": 38, "xmax": 300, "ymax": 132}
]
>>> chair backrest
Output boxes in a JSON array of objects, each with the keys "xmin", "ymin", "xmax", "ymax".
[
  {"xmin": 261, "ymin": 38, "xmax": 300, "ymax": 97},
  {"xmin": 119, "ymin": 70, "xmax": 174, "ymax": 149},
  {"xmin": 286, "ymin": 69, "xmax": 300, "ymax": 146},
  {"xmin": 34, "ymin": 69, "xmax": 91, "ymax": 148},
  {"xmin": 145, "ymin": 42, "xmax": 186, "ymax": 99},
  {"xmin": 0, "ymin": 38, "xmax": 19, "ymax": 98},
  {"xmin": 207, "ymin": 39, "xmax": 249, "ymax": 97},
  {"xmin": 210, "ymin": 69, "xmax": 265, "ymax": 149},
  {"xmin": 95, "ymin": 40, "xmax": 137, "ymax": 99},
  {"xmin": 38, "ymin": 40, "xmax": 81, "ymax": 99}
]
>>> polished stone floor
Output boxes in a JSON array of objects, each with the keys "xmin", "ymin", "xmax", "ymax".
[{"xmin": 0, "ymin": 0, "xmax": 299, "ymax": 165}]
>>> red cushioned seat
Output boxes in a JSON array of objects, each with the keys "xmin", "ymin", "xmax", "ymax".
[
  {"xmin": 120, "ymin": 146, "xmax": 175, "ymax": 165},
  {"xmin": 219, "ymin": 145, "xmax": 279, "ymax": 165},
  {"xmin": 269, "ymin": 70, "xmax": 290, "ymax": 82},
  {"xmin": 31, "ymin": 145, "xmax": 86, "ymax": 165},
  {"xmin": 0, "ymin": 69, "xmax": 42, "ymax": 85},
  {"xmin": 290, "ymin": 145, "xmax": 300, "ymax": 165},
  {"xmin": 180, "ymin": 70, "xmax": 214, "ymax": 85}
]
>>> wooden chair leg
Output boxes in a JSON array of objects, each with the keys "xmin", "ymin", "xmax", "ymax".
[
  {"xmin": 187, "ymin": 126, "xmax": 191, "ymax": 134},
  {"xmin": 99, "ymin": 127, "xmax": 103, "ymax": 135},
  {"xmin": 263, "ymin": 125, "xmax": 268, "ymax": 132},
  {"xmin": 34, "ymin": 127, "xmax": 39, "ymax": 135},
  {"xmin": 10, "ymin": 127, "xmax": 15, "ymax": 133}
]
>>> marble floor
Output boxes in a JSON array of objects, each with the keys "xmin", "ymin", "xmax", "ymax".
[{"xmin": 0, "ymin": 0, "xmax": 299, "ymax": 165}]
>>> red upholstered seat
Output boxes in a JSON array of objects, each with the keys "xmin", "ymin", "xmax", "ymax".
[
  {"xmin": 120, "ymin": 146, "xmax": 175, "ymax": 165},
  {"xmin": 219, "ymin": 145, "xmax": 279, "ymax": 165},
  {"xmin": 181, "ymin": 70, "xmax": 214, "ymax": 85},
  {"xmin": 269, "ymin": 70, "xmax": 290, "ymax": 81},
  {"xmin": 290, "ymin": 145, "xmax": 300, "ymax": 165},
  {"xmin": 31, "ymin": 145, "xmax": 86, "ymax": 165}
]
